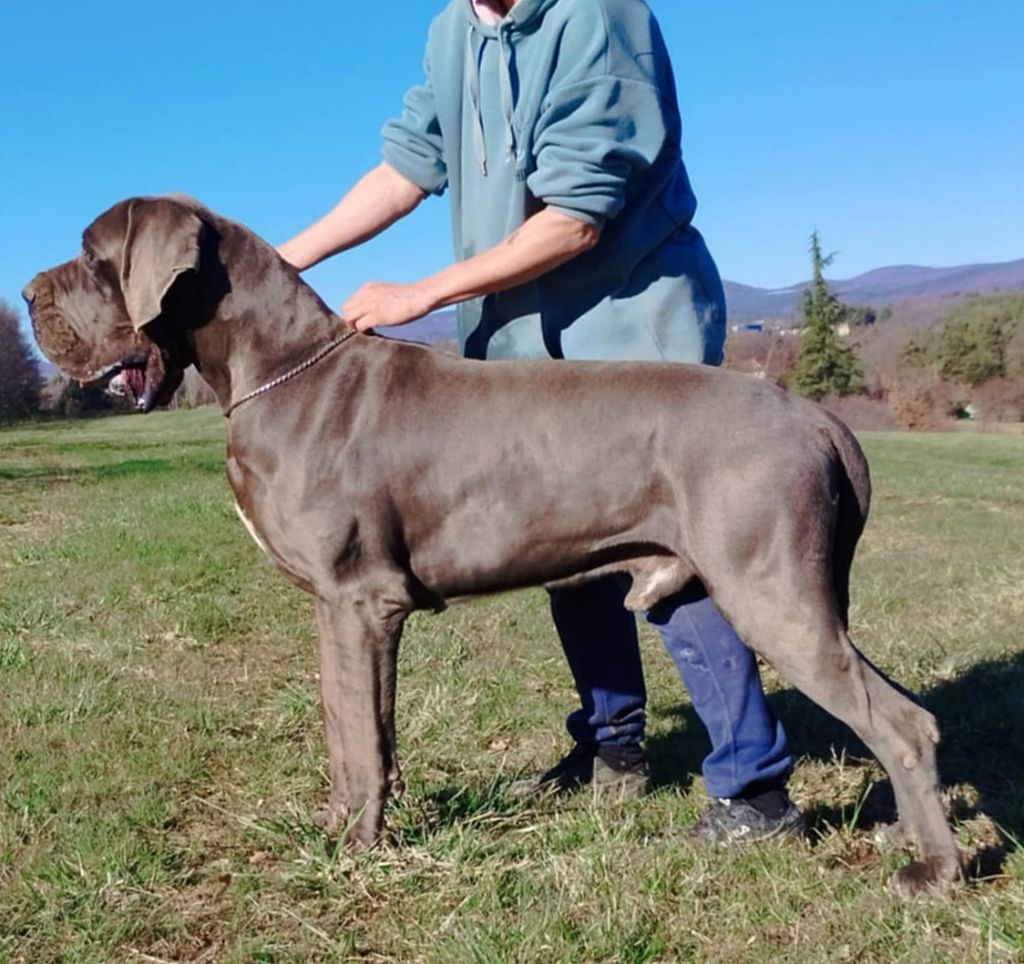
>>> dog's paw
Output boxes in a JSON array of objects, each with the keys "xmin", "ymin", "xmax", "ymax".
[
  {"xmin": 310, "ymin": 806, "xmax": 347, "ymax": 835},
  {"xmin": 311, "ymin": 800, "xmax": 386, "ymax": 848},
  {"xmin": 889, "ymin": 854, "xmax": 964, "ymax": 899}
]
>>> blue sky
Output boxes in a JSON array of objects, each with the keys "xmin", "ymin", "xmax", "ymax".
[{"xmin": 3, "ymin": 0, "xmax": 1022, "ymax": 337}]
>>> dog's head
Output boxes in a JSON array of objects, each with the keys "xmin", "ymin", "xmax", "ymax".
[{"xmin": 23, "ymin": 196, "xmax": 209, "ymax": 412}]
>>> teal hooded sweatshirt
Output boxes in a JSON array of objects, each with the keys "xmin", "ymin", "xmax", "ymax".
[{"xmin": 381, "ymin": 0, "xmax": 726, "ymax": 364}]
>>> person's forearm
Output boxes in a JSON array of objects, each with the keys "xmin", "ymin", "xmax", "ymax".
[
  {"xmin": 277, "ymin": 163, "xmax": 426, "ymax": 270},
  {"xmin": 342, "ymin": 207, "xmax": 601, "ymax": 330},
  {"xmin": 421, "ymin": 207, "xmax": 600, "ymax": 310}
]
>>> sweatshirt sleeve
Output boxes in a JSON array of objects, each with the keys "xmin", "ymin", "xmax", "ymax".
[
  {"xmin": 381, "ymin": 50, "xmax": 448, "ymax": 196},
  {"xmin": 526, "ymin": 76, "xmax": 670, "ymax": 227}
]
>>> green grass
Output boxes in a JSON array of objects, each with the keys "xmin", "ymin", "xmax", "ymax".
[{"xmin": 2, "ymin": 411, "xmax": 1023, "ymax": 962}]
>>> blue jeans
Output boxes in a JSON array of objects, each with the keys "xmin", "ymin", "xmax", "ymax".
[{"xmin": 549, "ymin": 576, "xmax": 792, "ymax": 799}]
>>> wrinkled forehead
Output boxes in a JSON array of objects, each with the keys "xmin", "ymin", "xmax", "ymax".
[{"xmin": 48, "ymin": 258, "xmax": 106, "ymax": 305}]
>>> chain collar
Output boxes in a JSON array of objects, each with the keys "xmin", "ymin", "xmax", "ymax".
[{"xmin": 223, "ymin": 328, "xmax": 357, "ymax": 418}]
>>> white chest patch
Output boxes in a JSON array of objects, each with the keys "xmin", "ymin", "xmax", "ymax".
[{"xmin": 234, "ymin": 502, "xmax": 272, "ymax": 558}]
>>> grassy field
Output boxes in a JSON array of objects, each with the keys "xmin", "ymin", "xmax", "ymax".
[{"xmin": 1, "ymin": 410, "xmax": 1023, "ymax": 963}]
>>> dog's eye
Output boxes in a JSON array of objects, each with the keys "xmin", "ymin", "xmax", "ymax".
[{"xmin": 82, "ymin": 246, "xmax": 99, "ymax": 268}]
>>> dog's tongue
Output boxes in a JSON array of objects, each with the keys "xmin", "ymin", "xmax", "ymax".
[{"xmin": 108, "ymin": 368, "xmax": 146, "ymax": 403}]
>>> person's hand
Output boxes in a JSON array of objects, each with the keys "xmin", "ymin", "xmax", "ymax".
[{"xmin": 343, "ymin": 281, "xmax": 436, "ymax": 332}]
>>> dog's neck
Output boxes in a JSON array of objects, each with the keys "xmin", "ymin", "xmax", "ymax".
[{"xmin": 184, "ymin": 224, "xmax": 349, "ymax": 412}]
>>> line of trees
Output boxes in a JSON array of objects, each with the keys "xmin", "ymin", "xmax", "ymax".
[
  {"xmin": 901, "ymin": 293, "xmax": 1024, "ymax": 388},
  {"xmin": 0, "ymin": 300, "xmax": 42, "ymax": 424},
  {"xmin": 887, "ymin": 293, "xmax": 1024, "ymax": 426}
]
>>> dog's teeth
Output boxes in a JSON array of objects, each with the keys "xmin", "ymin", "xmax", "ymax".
[{"xmin": 107, "ymin": 371, "xmax": 129, "ymax": 396}]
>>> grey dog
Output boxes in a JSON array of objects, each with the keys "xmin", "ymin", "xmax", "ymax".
[{"xmin": 24, "ymin": 195, "xmax": 963, "ymax": 897}]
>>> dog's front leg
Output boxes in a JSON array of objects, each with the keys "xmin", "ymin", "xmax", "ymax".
[
  {"xmin": 310, "ymin": 598, "xmax": 351, "ymax": 834},
  {"xmin": 312, "ymin": 591, "xmax": 406, "ymax": 846}
]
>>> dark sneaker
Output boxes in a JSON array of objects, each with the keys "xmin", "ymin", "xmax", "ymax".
[
  {"xmin": 688, "ymin": 794, "xmax": 805, "ymax": 845},
  {"xmin": 510, "ymin": 743, "xmax": 651, "ymax": 799}
]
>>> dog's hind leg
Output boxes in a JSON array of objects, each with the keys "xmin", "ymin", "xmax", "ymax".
[
  {"xmin": 312, "ymin": 582, "xmax": 410, "ymax": 845},
  {"xmin": 712, "ymin": 577, "xmax": 963, "ymax": 898}
]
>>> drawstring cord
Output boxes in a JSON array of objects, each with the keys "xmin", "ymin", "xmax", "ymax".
[
  {"xmin": 465, "ymin": 22, "xmax": 519, "ymax": 177},
  {"xmin": 497, "ymin": 30, "xmax": 517, "ymax": 163},
  {"xmin": 466, "ymin": 27, "xmax": 488, "ymax": 175}
]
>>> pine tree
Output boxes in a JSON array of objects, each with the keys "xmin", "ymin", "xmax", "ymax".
[
  {"xmin": 0, "ymin": 300, "xmax": 42, "ymax": 423},
  {"xmin": 792, "ymin": 232, "xmax": 862, "ymax": 399}
]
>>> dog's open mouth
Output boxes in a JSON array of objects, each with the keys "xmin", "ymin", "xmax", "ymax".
[
  {"xmin": 107, "ymin": 365, "xmax": 147, "ymax": 404},
  {"xmin": 85, "ymin": 349, "xmax": 182, "ymax": 413}
]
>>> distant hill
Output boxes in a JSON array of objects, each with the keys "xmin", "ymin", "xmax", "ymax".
[{"xmin": 725, "ymin": 257, "xmax": 1024, "ymax": 321}]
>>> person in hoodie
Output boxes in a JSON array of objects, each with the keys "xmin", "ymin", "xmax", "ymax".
[{"xmin": 278, "ymin": 0, "xmax": 804, "ymax": 842}]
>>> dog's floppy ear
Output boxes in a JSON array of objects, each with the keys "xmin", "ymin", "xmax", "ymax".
[{"xmin": 120, "ymin": 198, "xmax": 203, "ymax": 331}]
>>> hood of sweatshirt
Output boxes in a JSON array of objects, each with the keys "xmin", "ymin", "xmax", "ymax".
[
  {"xmin": 462, "ymin": 0, "xmax": 562, "ymax": 35},
  {"xmin": 460, "ymin": 0, "xmax": 564, "ymax": 174}
]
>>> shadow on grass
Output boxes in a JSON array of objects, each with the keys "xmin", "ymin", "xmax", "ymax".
[{"xmin": 647, "ymin": 650, "xmax": 1024, "ymax": 873}]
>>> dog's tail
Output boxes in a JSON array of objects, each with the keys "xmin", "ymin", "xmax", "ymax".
[{"xmin": 825, "ymin": 413, "xmax": 872, "ymax": 629}]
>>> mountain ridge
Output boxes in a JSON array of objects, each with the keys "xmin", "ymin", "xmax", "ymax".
[{"xmin": 724, "ymin": 256, "xmax": 1024, "ymax": 320}]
